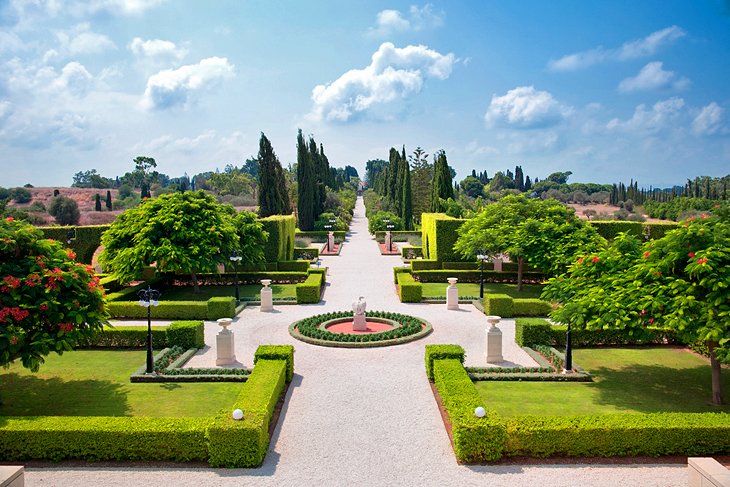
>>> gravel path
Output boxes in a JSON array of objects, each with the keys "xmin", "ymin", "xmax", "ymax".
[{"xmin": 25, "ymin": 196, "xmax": 687, "ymax": 486}]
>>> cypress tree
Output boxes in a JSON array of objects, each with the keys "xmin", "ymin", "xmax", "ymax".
[
  {"xmin": 257, "ymin": 132, "xmax": 286, "ymax": 217},
  {"xmin": 94, "ymin": 193, "xmax": 102, "ymax": 211},
  {"xmin": 431, "ymin": 150, "xmax": 454, "ymax": 212},
  {"xmin": 400, "ymin": 152, "xmax": 413, "ymax": 230},
  {"xmin": 387, "ymin": 148, "xmax": 401, "ymax": 210},
  {"xmin": 296, "ymin": 129, "xmax": 316, "ymax": 230},
  {"xmin": 524, "ymin": 175, "xmax": 532, "ymax": 191},
  {"xmin": 105, "ymin": 190, "xmax": 112, "ymax": 210},
  {"xmin": 515, "ymin": 165, "xmax": 524, "ymax": 192}
]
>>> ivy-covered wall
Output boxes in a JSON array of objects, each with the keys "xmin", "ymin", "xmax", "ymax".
[
  {"xmin": 259, "ymin": 214, "xmax": 296, "ymax": 262},
  {"xmin": 420, "ymin": 213, "xmax": 467, "ymax": 263}
]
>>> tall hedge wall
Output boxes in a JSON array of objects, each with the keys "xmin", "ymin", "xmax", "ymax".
[
  {"xmin": 588, "ymin": 221, "xmax": 678, "ymax": 241},
  {"xmin": 420, "ymin": 213, "xmax": 467, "ymax": 263},
  {"xmin": 259, "ymin": 214, "xmax": 296, "ymax": 263},
  {"xmin": 39, "ymin": 225, "xmax": 110, "ymax": 264}
]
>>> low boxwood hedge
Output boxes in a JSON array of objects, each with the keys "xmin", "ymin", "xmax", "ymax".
[
  {"xmin": 107, "ymin": 301, "xmax": 208, "ymax": 319},
  {"xmin": 254, "ymin": 345, "xmax": 295, "ymax": 383},
  {"xmin": 277, "ymin": 260, "xmax": 311, "ymax": 272},
  {"xmin": 413, "ymin": 269, "xmax": 544, "ymax": 284},
  {"xmin": 425, "ymin": 344, "xmax": 465, "ymax": 380},
  {"xmin": 397, "ymin": 272, "xmax": 422, "ymax": 302},
  {"xmin": 207, "ymin": 296, "xmax": 235, "ymax": 320},
  {"xmin": 514, "ymin": 318, "xmax": 678, "ymax": 347},
  {"xmin": 295, "ymin": 272, "xmax": 323, "ymax": 304},
  {"xmin": 81, "ymin": 321, "xmax": 204, "ymax": 349},
  {"xmin": 167, "ymin": 321, "xmax": 205, "ymax": 349},
  {"xmin": 484, "ymin": 294, "xmax": 513, "ymax": 317},
  {"xmin": 512, "ymin": 298, "xmax": 551, "ymax": 317},
  {"xmin": 291, "ymin": 311, "xmax": 430, "ymax": 346},
  {"xmin": 393, "ymin": 266, "xmax": 410, "ymax": 284}
]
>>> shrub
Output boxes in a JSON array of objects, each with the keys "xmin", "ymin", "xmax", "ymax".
[
  {"xmin": 393, "ymin": 266, "xmax": 410, "ymax": 284},
  {"xmin": 420, "ymin": 213, "xmax": 468, "ymax": 263},
  {"xmin": 39, "ymin": 225, "xmax": 110, "ymax": 264},
  {"xmin": 397, "ymin": 272, "xmax": 422, "ymax": 302},
  {"xmin": 48, "ymin": 196, "xmax": 81, "ymax": 225},
  {"xmin": 207, "ymin": 297, "xmax": 235, "ymax": 320},
  {"xmin": 368, "ymin": 211, "xmax": 402, "ymax": 233},
  {"xmin": 296, "ymin": 272, "xmax": 323, "ymax": 304},
  {"xmin": 433, "ymin": 359, "xmax": 506, "ymax": 462},
  {"xmin": 425, "ymin": 344, "xmax": 465, "ymax": 380},
  {"xmin": 413, "ymin": 269, "xmax": 544, "ymax": 283},
  {"xmin": 167, "ymin": 321, "xmax": 205, "ymax": 349},
  {"xmin": 293, "ymin": 247, "xmax": 319, "ymax": 261},
  {"xmin": 254, "ymin": 344, "xmax": 295, "ymax": 383},
  {"xmin": 277, "ymin": 260, "xmax": 310, "ymax": 272},
  {"xmin": 410, "ymin": 259, "xmax": 441, "ymax": 271},
  {"xmin": 80, "ymin": 326, "xmax": 168, "ymax": 349},
  {"xmin": 515, "ymin": 318, "xmax": 554, "ymax": 347},
  {"xmin": 512, "ymin": 299, "xmax": 551, "ymax": 316},
  {"xmin": 259, "ymin": 214, "xmax": 296, "ymax": 262},
  {"xmin": 28, "ymin": 201, "xmax": 46, "ymax": 212},
  {"xmin": 514, "ymin": 318, "xmax": 679, "ymax": 347},
  {"xmin": 107, "ymin": 301, "xmax": 208, "ymax": 319},
  {"xmin": 10, "ymin": 187, "xmax": 32, "ymax": 203},
  {"xmin": 484, "ymin": 294, "xmax": 513, "ymax": 318}
]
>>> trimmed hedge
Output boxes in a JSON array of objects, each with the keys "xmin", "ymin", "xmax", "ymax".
[
  {"xmin": 259, "ymin": 214, "xmax": 296, "ymax": 262},
  {"xmin": 512, "ymin": 298, "xmax": 552, "ymax": 317},
  {"xmin": 207, "ymin": 359, "xmax": 287, "ymax": 467},
  {"xmin": 39, "ymin": 224, "xmax": 110, "ymax": 264},
  {"xmin": 503, "ymin": 413, "xmax": 730, "ymax": 458},
  {"xmin": 397, "ymin": 272, "xmax": 422, "ymax": 303},
  {"xmin": 413, "ymin": 269, "xmax": 544, "ymax": 283},
  {"xmin": 425, "ymin": 344, "xmax": 465, "ymax": 380},
  {"xmin": 167, "ymin": 321, "xmax": 205, "ymax": 349},
  {"xmin": 277, "ymin": 260, "xmax": 311, "ymax": 272},
  {"xmin": 295, "ymin": 272, "xmax": 323, "ymax": 304},
  {"xmin": 433, "ymin": 359, "xmax": 506, "ymax": 462},
  {"xmin": 254, "ymin": 344, "xmax": 295, "ymax": 383},
  {"xmin": 484, "ymin": 294, "xmax": 513, "ymax": 318},
  {"xmin": 0, "ymin": 416, "xmax": 209, "ymax": 462},
  {"xmin": 295, "ymin": 230, "xmax": 346, "ymax": 243},
  {"xmin": 169, "ymin": 271, "xmax": 307, "ymax": 286},
  {"xmin": 514, "ymin": 318, "xmax": 678, "ymax": 347},
  {"xmin": 81, "ymin": 326, "xmax": 168, "ymax": 349},
  {"xmin": 588, "ymin": 221, "xmax": 678, "ymax": 241},
  {"xmin": 421, "ymin": 213, "xmax": 468, "ymax": 263},
  {"xmin": 393, "ymin": 266, "xmax": 410, "ymax": 284},
  {"xmin": 207, "ymin": 296, "xmax": 235, "ymax": 320},
  {"xmin": 401, "ymin": 246, "xmax": 423, "ymax": 260},
  {"xmin": 107, "ymin": 301, "xmax": 208, "ymax": 319},
  {"xmin": 411, "ymin": 259, "xmax": 441, "ymax": 271}
]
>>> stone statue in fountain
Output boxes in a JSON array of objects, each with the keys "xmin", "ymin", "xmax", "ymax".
[{"xmin": 352, "ymin": 296, "xmax": 367, "ymax": 331}]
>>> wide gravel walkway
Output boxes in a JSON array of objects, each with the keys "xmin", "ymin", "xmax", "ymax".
[{"xmin": 26, "ymin": 196, "xmax": 686, "ymax": 486}]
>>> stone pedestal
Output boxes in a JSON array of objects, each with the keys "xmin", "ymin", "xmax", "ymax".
[
  {"xmin": 353, "ymin": 313, "xmax": 367, "ymax": 331},
  {"xmin": 260, "ymin": 279, "xmax": 273, "ymax": 312},
  {"xmin": 385, "ymin": 231, "xmax": 392, "ymax": 252},
  {"xmin": 485, "ymin": 316, "xmax": 503, "ymax": 363},
  {"xmin": 216, "ymin": 318, "xmax": 236, "ymax": 366},
  {"xmin": 493, "ymin": 258, "xmax": 503, "ymax": 272},
  {"xmin": 327, "ymin": 232, "xmax": 335, "ymax": 252},
  {"xmin": 446, "ymin": 277, "xmax": 459, "ymax": 310}
]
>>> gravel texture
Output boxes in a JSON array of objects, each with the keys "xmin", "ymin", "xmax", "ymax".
[{"xmin": 25, "ymin": 196, "xmax": 688, "ymax": 486}]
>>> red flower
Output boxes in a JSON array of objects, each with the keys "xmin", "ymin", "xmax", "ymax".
[
  {"xmin": 5, "ymin": 217, "xmax": 14, "ymax": 222},
  {"xmin": 697, "ymin": 257, "xmax": 708, "ymax": 265},
  {"xmin": 577, "ymin": 257, "xmax": 583, "ymax": 264},
  {"xmin": 58, "ymin": 323, "xmax": 74, "ymax": 333},
  {"xmin": 688, "ymin": 252, "xmax": 695, "ymax": 258},
  {"xmin": 3, "ymin": 276, "xmax": 21, "ymax": 289},
  {"xmin": 713, "ymin": 204, "xmax": 721, "ymax": 209},
  {"xmin": 73, "ymin": 300, "xmax": 80, "ymax": 307},
  {"xmin": 10, "ymin": 335, "xmax": 18, "ymax": 345},
  {"xmin": 40, "ymin": 303, "xmax": 49, "ymax": 311},
  {"xmin": 701, "ymin": 214, "xmax": 710, "ymax": 219},
  {"xmin": 648, "ymin": 318, "xmax": 655, "ymax": 324},
  {"xmin": 66, "ymin": 250, "xmax": 76, "ymax": 260},
  {"xmin": 591, "ymin": 256, "xmax": 600, "ymax": 263},
  {"xmin": 643, "ymin": 251, "xmax": 650, "ymax": 258}
]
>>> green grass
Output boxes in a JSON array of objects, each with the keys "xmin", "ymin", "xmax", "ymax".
[
  {"xmin": 421, "ymin": 282, "xmax": 544, "ymax": 299},
  {"xmin": 476, "ymin": 347, "xmax": 730, "ymax": 416},
  {"xmin": 0, "ymin": 350, "xmax": 242, "ymax": 417},
  {"xmin": 117, "ymin": 284, "xmax": 297, "ymax": 301}
]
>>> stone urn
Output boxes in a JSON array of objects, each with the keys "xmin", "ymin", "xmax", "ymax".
[
  {"xmin": 447, "ymin": 277, "xmax": 458, "ymax": 286},
  {"xmin": 261, "ymin": 279, "xmax": 272, "ymax": 288},
  {"xmin": 260, "ymin": 279, "xmax": 273, "ymax": 312}
]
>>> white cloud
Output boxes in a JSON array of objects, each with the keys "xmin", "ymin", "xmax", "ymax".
[
  {"xmin": 72, "ymin": 0, "xmax": 167, "ymax": 15},
  {"xmin": 138, "ymin": 129, "xmax": 217, "ymax": 153},
  {"xmin": 618, "ymin": 61, "xmax": 690, "ymax": 92},
  {"xmin": 549, "ymin": 25, "xmax": 686, "ymax": 71},
  {"xmin": 51, "ymin": 23, "xmax": 116, "ymax": 57},
  {"xmin": 607, "ymin": 97, "xmax": 685, "ymax": 134},
  {"xmin": 140, "ymin": 57, "xmax": 235, "ymax": 111},
  {"xmin": 129, "ymin": 37, "xmax": 187, "ymax": 62},
  {"xmin": 485, "ymin": 86, "xmax": 572, "ymax": 128},
  {"xmin": 692, "ymin": 102, "xmax": 725, "ymax": 136},
  {"xmin": 465, "ymin": 140, "xmax": 499, "ymax": 156},
  {"xmin": 368, "ymin": 4, "xmax": 443, "ymax": 36},
  {"xmin": 309, "ymin": 42, "xmax": 455, "ymax": 123}
]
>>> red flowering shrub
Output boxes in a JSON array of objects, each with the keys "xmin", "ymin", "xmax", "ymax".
[{"xmin": 0, "ymin": 218, "xmax": 107, "ymax": 372}]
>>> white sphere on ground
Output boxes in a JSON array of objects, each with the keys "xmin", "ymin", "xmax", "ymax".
[
  {"xmin": 474, "ymin": 406, "xmax": 486, "ymax": 418},
  {"xmin": 232, "ymin": 408, "xmax": 244, "ymax": 420}
]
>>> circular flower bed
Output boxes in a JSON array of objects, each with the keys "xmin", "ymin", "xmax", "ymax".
[{"xmin": 289, "ymin": 310, "xmax": 432, "ymax": 348}]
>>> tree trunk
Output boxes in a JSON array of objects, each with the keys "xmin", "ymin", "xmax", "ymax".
[
  {"xmin": 191, "ymin": 272, "xmax": 200, "ymax": 293},
  {"xmin": 517, "ymin": 257, "xmax": 524, "ymax": 292},
  {"xmin": 708, "ymin": 341, "xmax": 723, "ymax": 405}
]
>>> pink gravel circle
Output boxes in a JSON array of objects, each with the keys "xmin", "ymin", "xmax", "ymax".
[{"xmin": 325, "ymin": 321, "xmax": 394, "ymax": 334}]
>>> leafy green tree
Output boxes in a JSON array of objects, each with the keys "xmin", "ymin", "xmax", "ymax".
[
  {"xmin": 431, "ymin": 150, "xmax": 454, "ymax": 211},
  {"xmin": 543, "ymin": 208, "xmax": 730, "ymax": 405},
  {"xmin": 257, "ymin": 132, "xmax": 290, "ymax": 217},
  {"xmin": 233, "ymin": 210, "xmax": 268, "ymax": 264},
  {"xmin": 100, "ymin": 191, "xmax": 245, "ymax": 292},
  {"xmin": 459, "ymin": 176, "xmax": 484, "ymax": 198},
  {"xmin": 546, "ymin": 171, "xmax": 573, "ymax": 185},
  {"xmin": 1, "ymin": 218, "xmax": 107, "ymax": 372},
  {"xmin": 48, "ymin": 196, "xmax": 80, "ymax": 225},
  {"xmin": 72, "ymin": 169, "xmax": 113, "ymax": 189},
  {"xmin": 368, "ymin": 211, "xmax": 403, "ymax": 234},
  {"xmin": 455, "ymin": 194, "xmax": 604, "ymax": 290},
  {"xmin": 296, "ymin": 129, "xmax": 316, "ymax": 230},
  {"xmin": 10, "ymin": 188, "xmax": 32, "ymax": 204},
  {"xmin": 133, "ymin": 156, "xmax": 158, "ymax": 198}
]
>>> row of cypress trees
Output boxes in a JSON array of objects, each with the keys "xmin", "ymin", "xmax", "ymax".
[{"xmin": 296, "ymin": 129, "xmax": 332, "ymax": 230}]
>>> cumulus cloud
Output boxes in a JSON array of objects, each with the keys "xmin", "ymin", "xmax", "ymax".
[
  {"xmin": 692, "ymin": 102, "xmax": 725, "ymax": 136},
  {"xmin": 485, "ymin": 86, "xmax": 572, "ymax": 128},
  {"xmin": 607, "ymin": 97, "xmax": 685, "ymax": 133},
  {"xmin": 129, "ymin": 37, "xmax": 187, "ymax": 63},
  {"xmin": 49, "ymin": 23, "xmax": 116, "ymax": 58},
  {"xmin": 140, "ymin": 57, "xmax": 234, "ymax": 110},
  {"xmin": 618, "ymin": 61, "xmax": 690, "ymax": 92},
  {"xmin": 549, "ymin": 25, "xmax": 685, "ymax": 71},
  {"xmin": 309, "ymin": 42, "xmax": 455, "ymax": 122},
  {"xmin": 368, "ymin": 4, "xmax": 443, "ymax": 36},
  {"xmin": 72, "ymin": 0, "xmax": 167, "ymax": 15}
]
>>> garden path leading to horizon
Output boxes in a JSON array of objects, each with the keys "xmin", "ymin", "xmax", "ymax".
[{"xmin": 26, "ymin": 196, "xmax": 686, "ymax": 486}]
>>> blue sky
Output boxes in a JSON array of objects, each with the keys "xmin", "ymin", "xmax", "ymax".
[{"xmin": 1, "ymin": 0, "xmax": 729, "ymax": 188}]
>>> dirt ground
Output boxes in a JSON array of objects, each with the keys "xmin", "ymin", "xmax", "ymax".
[{"xmin": 566, "ymin": 202, "xmax": 671, "ymax": 223}]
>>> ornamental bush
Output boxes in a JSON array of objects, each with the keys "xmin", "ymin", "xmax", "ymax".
[
  {"xmin": 295, "ymin": 272, "xmax": 323, "ymax": 303},
  {"xmin": 397, "ymin": 272, "xmax": 422, "ymax": 302},
  {"xmin": 207, "ymin": 297, "xmax": 235, "ymax": 320},
  {"xmin": 484, "ymin": 294, "xmax": 513, "ymax": 317},
  {"xmin": 0, "ymin": 218, "xmax": 107, "ymax": 371},
  {"xmin": 167, "ymin": 321, "xmax": 205, "ymax": 349},
  {"xmin": 425, "ymin": 344, "xmax": 465, "ymax": 380}
]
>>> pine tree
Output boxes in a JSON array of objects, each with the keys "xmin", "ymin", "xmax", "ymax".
[
  {"xmin": 431, "ymin": 150, "xmax": 454, "ymax": 212},
  {"xmin": 400, "ymin": 152, "xmax": 413, "ymax": 230},
  {"xmin": 105, "ymin": 190, "xmax": 112, "ymax": 210},
  {"xmin": 296, "ymin": 129, "xmax": 316, "ymax": 230},
  {"xmin": 408, "ymin": 147, "xmax": 432, "ymax": 224},
  {"xmin": 94, "ymin": 193, "xmax": 102, "ymax": 211}
]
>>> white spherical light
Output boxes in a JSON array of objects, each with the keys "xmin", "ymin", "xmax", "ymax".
[
  {"xmin": 474, "ymin": 406, "xmax": 486, "ymax": 418},
  {"xmin": 232, "ymin": 408, "xmax": 244, "ymax": 420}
]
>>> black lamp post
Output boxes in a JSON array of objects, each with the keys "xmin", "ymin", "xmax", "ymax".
[
  {"xmin": 138, "ymin": 286, "xmax": 161, "ymax": 374},
  {"xmin": 476, "ymin": 251, "xmax": 488, "ymax": 299},
  {"xmin": 229, "ymin": 251, "xmax": 242, "ymax": 305},
  {"xmin": 564, "ymin": 322, "xmax": 573, "ymax": 374}
]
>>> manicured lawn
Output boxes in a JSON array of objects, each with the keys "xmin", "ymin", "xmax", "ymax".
[
  {"xmin": 421, "ymin": 282, "xmax": 544, "ymax": 299},
  {"xmin": 116, "ymin": 284, "xmax": 297, "ymax": 301},
  {"xmin": 476, "ymin": 347, "xmax": 730, "ymax": 416},
  {"xmin": 0, "ymin": 350, "xmax": 242, "ymax": 417}
]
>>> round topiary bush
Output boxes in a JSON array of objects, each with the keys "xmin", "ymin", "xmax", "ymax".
[{"xmin": 289, "ymin": 310, "xmax": 432, "ymax": 348}]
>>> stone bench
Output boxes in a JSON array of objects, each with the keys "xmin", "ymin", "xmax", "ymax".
[
  {"xmin": 688, "ymin": 457, "xmax": 730, "ymax": 487},
  {"xmin": 0, "ymin": 466, "xmax": 24, "ymax": 487}
]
